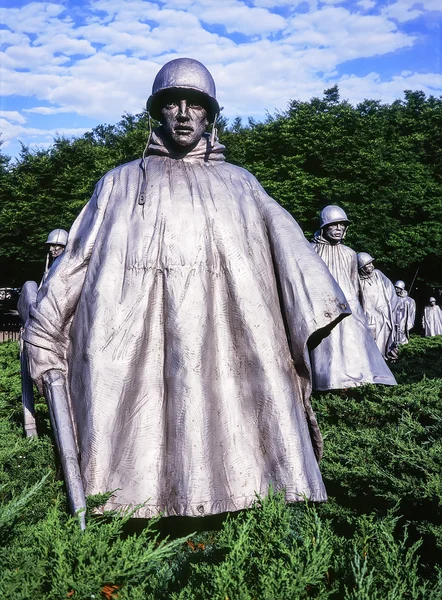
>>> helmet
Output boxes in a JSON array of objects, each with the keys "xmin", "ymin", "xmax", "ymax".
[
  {"xmin": 429, "ymin": 297, "xmax": 436, "ymax": 303},
  {"xmin": 394, "ymin": 280, "xmax": 406, "ymax": 290},
  {"xmin": 357, "ymin": 252, "xmax": 375, "ymax": 269},
  {"xmin": 319, "ymin": 205, "xmax": 350, "ymax": 229},
  {"xmin": 45, "ymin": 229, "xmax": 68, "ymax": 246},
  {"xmin": 146, "ymin": 58, "xmax": 220, "ymax": 122}
]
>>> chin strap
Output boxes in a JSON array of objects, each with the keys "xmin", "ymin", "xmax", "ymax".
[
  {"xmin": 210, "ymin": 113, "xmax": 218, "ymax": 147},
  {"xmin": 138, "ymin": 113, "xmax": 153, "ymax": 206}
]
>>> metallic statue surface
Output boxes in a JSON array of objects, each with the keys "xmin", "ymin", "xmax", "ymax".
[
  {"xmin": 43, "ymin": 228, "xmax": 69, "ymax": 280},
  {"xmin": 310, "ymin": 207, "xmax": 396, "ymax": 390},
  {"xmin": 394, "ymin": 282, "xmax": 415, "ymax": 344},
  {"xmin": 422, "ymin": 298, "xmax": 442, "ymax": 337},
  {"xmin": 23, "ymin": 59, "xmax": 351, "ymax": 519},
  {"xmin": 18, "ymin": 231, "xmax": 68, "ymax": 438},
  {"xmin": 357, "ymin": 253, "xmax": 398, "ymax": 359}
]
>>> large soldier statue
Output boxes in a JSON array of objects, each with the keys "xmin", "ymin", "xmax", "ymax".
[
  {"xmin": 23, "ymin": 58, "xmax": 352, "ymax": 526},
  {"xmin": 310, "ymin": 205, "xmax": 396, "ymax": 389},
  {"xmin": 357, "ymin": 252, "xmax": 398, "ymax": 360}
]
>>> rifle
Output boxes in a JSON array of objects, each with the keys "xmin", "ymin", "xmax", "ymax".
[{"xmin": 43, "ymin": 370, "xmax": 87, "ymax": 530}]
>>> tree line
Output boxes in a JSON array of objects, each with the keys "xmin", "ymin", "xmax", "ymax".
[{"xmin": 1, "ymin": 86, "xmax": 441, "ymax": 305}]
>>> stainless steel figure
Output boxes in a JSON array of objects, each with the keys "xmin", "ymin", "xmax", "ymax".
[
  {"xmin": 18, "ymin": 281, "xmax": 39, "ymax": 437},
  {"xmin": 23, "ymin": 58, "xmax": 352, "ymax": 520},
  {"xmin": 310, "ymin": 206, "xmax": 397, "ymax": 389},
  {"xmin": 422, "ymin": 298, "xmax": 442, "ymax": 336},
  {"xmin": 357, "ymin": 252, "xmax": 399, "ymax": 359},
  {"xmin": 394, "ymin": 281, "xmax": 415, "ymax": 344},
  {"xmin": 43, "ymin": 228, "xmax": 68, "ymax": 280}
]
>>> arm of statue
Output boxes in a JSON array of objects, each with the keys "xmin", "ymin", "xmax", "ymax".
[{"xmin": 22, "ymin": 175, "xmax": 113, "ymax": 392}]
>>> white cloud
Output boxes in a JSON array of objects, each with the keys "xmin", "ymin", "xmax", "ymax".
[
  {"xmin": 358, "ymin": 0, "xmax": 376, "ymax": 9},
  {"xmin": 0, "ymin": 111, "xmax": 26, "ymax": 124},
  {"xmin": 0, "ymin": 0, "xmax": 440, "ymax": 157},
  {"xmin": 24, "ymin": 106, "xmax": 75, "ymax": 115},
  {"xmin": 0, "ymin": 117, "xmax": 89, "ymax": 148}
]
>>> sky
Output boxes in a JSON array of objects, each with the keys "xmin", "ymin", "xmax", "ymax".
[{"xmin": 1, "ymin": 0, "xmax": 441, "ymax": 160}]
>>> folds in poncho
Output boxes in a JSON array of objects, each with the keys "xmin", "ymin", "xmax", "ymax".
[
  {"xmin": 396, "ymin": 293, "xmax": 416, "ymax": 345},
  {"xmin": 310, "ymin": 234, "xmax": 396, "ymax": 390},
  {"xmin": 359, "ymin": 269, "xmax": 398, "ymax": 359},
  {"xmin": 24, "ymin": 131, "xmax": 350, "ymax": 518},
  {"xmin": 423, "ymin": 305, "xmax": 442, "ymax": 337}
]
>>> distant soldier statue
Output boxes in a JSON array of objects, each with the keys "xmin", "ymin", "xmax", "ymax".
[
  {"xmin": 394, "ymin": 280, "xmax": 415, "ymax": 344},
  {"xmin": 357, "ymin": 252, "xmax": 398, "ymax": 360},
  {"xmin": 422, "ymin": 297, "xmax": 442, "ymax": 337},
  {"xmin": 18, "ymin": 228, "xmax": 69, "ymax": 438},
  {"xmin": 23, "ymin": 58, "xmax": 351, "ymax": 526},
  {"xmin": 43, "ymin": 228, "xmax": 69, "ymax": 282},
  {"xmin": 310, "ymin": 205, "xmax": 396, "ymax": 389}
]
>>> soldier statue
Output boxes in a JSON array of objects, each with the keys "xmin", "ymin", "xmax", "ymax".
[
  {"xmin": 23, "ymin": 58, "xmax": 351, "ymax": 526},
  {"xmin": 422, "ymin": 297, "xmax": 442, "ymax": 337},
  {"xmin": 43, "ymin": 228, "xmax": 69, "ymax": 281},
  {"xmin": 18, "ymin": 228, "xmax": 69, "ymax": 438},
  {"xmin": 394, "ymin": 280, "xmax": 416, "ymax": 344},
  {"xmin": 310, "ymin": 205, "xmax": 396, "ymax": 389},
  {"xmin": 357, "ymin": 252, "xmax": 398, "ymax": 360}
]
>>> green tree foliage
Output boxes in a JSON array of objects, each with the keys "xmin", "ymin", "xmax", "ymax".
[{"xmin": 0, "ymin": 89, "xmax": 441, "ymax": 292}]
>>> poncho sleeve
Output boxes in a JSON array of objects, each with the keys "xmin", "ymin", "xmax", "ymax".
[
  {"xmin": 22, "ymin": 173, "xmax": 114, "ymax": 390},
  {"xmin": 250, "ymin": 180, "xmax": 351, "ymax": 458}
]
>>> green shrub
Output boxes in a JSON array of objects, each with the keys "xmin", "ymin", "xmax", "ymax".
[{"xmin": 0, "ymin": 336, "xmax": 441, "ymax": 598}]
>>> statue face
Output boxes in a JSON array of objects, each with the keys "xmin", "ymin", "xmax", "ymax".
[
  {"xmin": 362, "ymin": 262, "xmax": 374, "ymax": 275},
  {"xmin": 49, "ymin": 244, "xmax": 65, "ymax": 258},
  {"xmin": 161, "ymin": 91, "xmax": 209, "ymax": 149},
  {"xmin": 323, "ymin": 222, "xmax": 346, "ymax": 244},
  {"xmin": 395, "ymin": 287, "xmax": 404, "ymax": 297},
  {"xmin": 430, "ymin": 299, "xmax": 436, "ymax": 306}
]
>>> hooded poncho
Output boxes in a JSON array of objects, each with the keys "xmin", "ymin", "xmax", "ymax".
[
  {"xmin": 395, "ymin": 291, "xmax": 416, "ymax": 344},
  {"xmin": 359, "ymin": 268, "xmax": 398, "ymax": 359},
  {"xmin": 24, "ymin": 131, "xmax": 350, "ymax": 517},
  {"xmin": 310, "ymin": 233, "xmax": 397, "ymax": 390},
  {"xmin": 422, "ymin": 304, "xmax": 442, "ymax": 337}
]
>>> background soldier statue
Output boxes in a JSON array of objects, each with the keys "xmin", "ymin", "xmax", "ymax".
[
  {"xmin": 18, "ymin": 227, "xmax": 69, "ymax": 438},
  {"xmin": 394, "ymin": 280, "xmax": 415, "ymax": 344},
  {"xmin": 43, "ymin": 228, "xmax": 69, "ymax": 281},
  {"xmin": 357, "ymin": 252, "xmax": 398, "ymax": 360},
  {"xmin": 422, "ymin": 297, "xmax": 442, "ymax": 337},
  {"xmin": 23, "ymin": 58, "xmax": 351, "ymax": 523},
  {"xmin": 310, "ymin": 205, "xmax": 396, "ymax": 389}
]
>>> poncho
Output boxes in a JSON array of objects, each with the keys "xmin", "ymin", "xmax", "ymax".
[
  {"xmin": 311, "ymin": 234, "xmax": 396, "ymax": 390},
  {"xmin": 24, "ymin": 131, "xmax": 350, "ymax": 517},
  {"xmin": 422, "ymin": 305, "xmax": 442, "ymax": 337},
  {"xmin": 395, "ymin": 292, "xmax": 416, "ymax": 345},
  {"xmin": 359, "ymin": 269, "xmax": 398, "ymax": 359}
]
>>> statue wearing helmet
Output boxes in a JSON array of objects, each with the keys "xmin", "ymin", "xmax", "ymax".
[
  {"xmin": 310, "ymin": 205, "xmax": 396, "ymax": 389},
  {"xmin": 44, "ymin": 228, "xmax": 69, "ymax": 280},
  {"xmin": 393, "ymin": 280, "xmax": 416, "ymax": 344},
  {"xmin": 23, "ymin": 58, "xmax": 352, "ymax": 524},
  {"xmin": 422, "ymin": 297, "xmax": 442, "ymax": 337},
  {"xmin": 357, "ymin": 252, "xmax": 399, "ymax": 360}
]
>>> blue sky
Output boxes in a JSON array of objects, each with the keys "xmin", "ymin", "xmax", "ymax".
[{"xmin": 1, "ymin": 0, "xmax": 441, "ymax": 160}]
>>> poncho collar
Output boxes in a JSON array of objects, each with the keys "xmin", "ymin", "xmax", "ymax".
[{"xmin": 147, "ymin": 127, "xmax": 226, "ymax": 162}]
